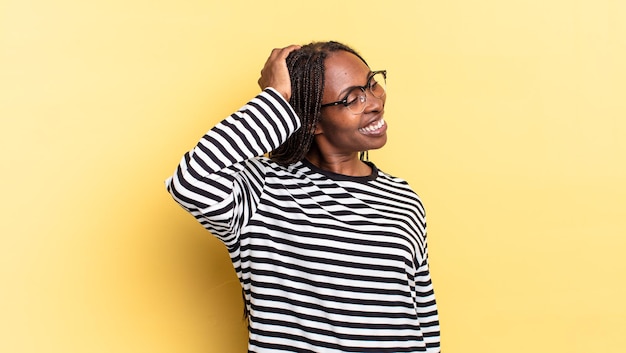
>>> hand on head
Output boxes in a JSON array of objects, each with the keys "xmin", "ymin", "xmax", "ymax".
[{"xmin": 258, "ymin": 45, "xmax": 301, "ymax": 101}]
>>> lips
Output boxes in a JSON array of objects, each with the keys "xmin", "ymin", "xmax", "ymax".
[{"xmin": 359, "ymin": 117, "xmax": 386, "ymax": 134}]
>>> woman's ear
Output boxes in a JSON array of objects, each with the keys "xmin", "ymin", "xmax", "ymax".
[
  {"xmin": 312, "ymin": 123, "xmax": 323, "ymax": 135},
  {"xmin": 312, "ymin": 113, "xmax": 323, "ymax": 135}
]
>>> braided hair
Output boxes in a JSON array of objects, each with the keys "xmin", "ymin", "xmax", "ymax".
[{"xmin": 268, "ymin": 41, "xmax": 368, "ymax": 166}]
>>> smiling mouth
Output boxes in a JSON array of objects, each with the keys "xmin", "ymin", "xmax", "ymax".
[{"xmin": 359, "ymin": 117, "xmax": 386, "ymax": 134}]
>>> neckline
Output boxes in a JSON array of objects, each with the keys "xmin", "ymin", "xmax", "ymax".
[{"xmin": 300, "ymin": 158, "xmax": 378, "ymax": 182}]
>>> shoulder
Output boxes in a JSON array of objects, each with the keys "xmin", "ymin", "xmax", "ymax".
[
  {"xmin": 374, "ymin": 165, "xmax": 424, "ymax": 204},
  {"xmin": 374, "ymin": 165, "xmax": 412, "ymax": 189}
]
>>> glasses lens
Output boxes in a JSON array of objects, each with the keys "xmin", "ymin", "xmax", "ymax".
[
  {"xmin": 345, "ymin": 88, "xmax": 366, "ymax": 114},
  {"xmin": 343, "ymin": 71, "xmax": 387, "ymax": 114},
  {"xmin": 369, "ymin": 71, "xmax": 386, "ymax": 98}
]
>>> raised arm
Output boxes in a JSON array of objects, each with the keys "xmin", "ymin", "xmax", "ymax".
[{"xmin": 165, "ymin": 45, "xmax": 301, "ymax": 246}]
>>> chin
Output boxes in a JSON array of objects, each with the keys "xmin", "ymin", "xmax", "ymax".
[{"xmin": 367, "ymin": 135, "xmax": 388, "ymax": 151}]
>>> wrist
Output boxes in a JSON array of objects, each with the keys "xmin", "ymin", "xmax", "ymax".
[{"xmin": 266, "ymin": 87, "xmax": 290, "ymax": 102}]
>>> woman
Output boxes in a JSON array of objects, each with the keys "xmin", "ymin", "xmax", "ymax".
[{"xmin": 166, "ymin": 41, "xmax": 440, "ymax": 352}]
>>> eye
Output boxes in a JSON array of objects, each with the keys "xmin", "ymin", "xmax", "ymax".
[{"xmin": 344, "ymin": 88, "xmax": 365, "ymax": 106}]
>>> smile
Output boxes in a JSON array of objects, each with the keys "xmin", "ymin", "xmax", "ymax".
[{"xmin": 359, "ymin": 117, "xmax": 386, "ymax": 134}]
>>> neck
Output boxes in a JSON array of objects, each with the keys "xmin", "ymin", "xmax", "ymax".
[{"xmin": 305, "ymin": 147, "xmax": 371, "ymax": 177}]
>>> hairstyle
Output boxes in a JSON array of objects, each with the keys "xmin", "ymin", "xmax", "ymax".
[{"xmin": 268, "ymin": 41, "xmax": 368, "ymax": 166}]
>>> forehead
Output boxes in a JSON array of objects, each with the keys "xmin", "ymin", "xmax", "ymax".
[{"xmin": 323, "ymin": 51, "xmax": 371, "ymax": 97}]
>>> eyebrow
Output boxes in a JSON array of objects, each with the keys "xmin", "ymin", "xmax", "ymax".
[{"xmin": 336, "ymin": 71, "xmax": 374, "ymax": 98}]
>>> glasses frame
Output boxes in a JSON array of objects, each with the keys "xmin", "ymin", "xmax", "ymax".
[{"xmin": 320, "ymin": 70, "xmax": 387, "ymax": 114}]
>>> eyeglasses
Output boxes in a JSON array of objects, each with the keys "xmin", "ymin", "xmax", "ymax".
[{"xmin": 320, "ymin": 70, "xmax": 386, "ymax": 114}]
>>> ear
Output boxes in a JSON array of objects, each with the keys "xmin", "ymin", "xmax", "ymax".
[
  {"xmin": 312, "ymin": 123, "xmax": 323, "ymax": 135},
  {"xmin": 312, "ymin": 113, "xmax": 324, "ymax": 135}
]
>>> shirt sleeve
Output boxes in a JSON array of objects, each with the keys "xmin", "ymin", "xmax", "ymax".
[
  {"xmin": 165, "ymin": 88, "xmax": 300, "ymax": 248},
  {"xmin": 414, "ymin": 238, "xmax": 441, "ymax": 352}
]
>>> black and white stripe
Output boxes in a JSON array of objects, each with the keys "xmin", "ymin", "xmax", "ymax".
[{"xmin": 166, "ymin": 88, "xmax": 440, "ymax": 352}]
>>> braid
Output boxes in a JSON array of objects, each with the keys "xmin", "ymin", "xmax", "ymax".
[{"xmin": 269, "ymin": 41, "xmax": 367, "ymax": 166}]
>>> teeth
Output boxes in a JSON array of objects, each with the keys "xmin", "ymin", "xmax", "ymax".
[{"xmin": 359, "ymin": 118, "xmax": 385, "ymax": 133}]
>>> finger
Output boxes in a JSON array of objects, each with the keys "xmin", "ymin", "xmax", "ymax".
[
  {"xmin": 281, "ymin": 44, "xmax": 302, "ymax": 53},
  {"xmin": 280, "ymin": 44, "xmax": 301, "ymax": 58},
  {"xmin": 270, "ymin": 44, "xmax": 301, "ymax": 60}
]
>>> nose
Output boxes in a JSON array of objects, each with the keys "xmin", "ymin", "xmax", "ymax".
[{"xmin": 363, "ymin": 88, "xmax": 385, "ymax": 113}]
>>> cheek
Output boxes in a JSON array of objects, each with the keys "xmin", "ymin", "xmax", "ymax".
[
  {"xmin": 320, "ymin": 117, "xmax": 365, "ymax": 150},
  {"xmin": 319, "ymin": 115, "xmax": 356, "ymax": 137}
]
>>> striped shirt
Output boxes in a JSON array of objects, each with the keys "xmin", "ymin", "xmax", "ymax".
[{"xmin": 166, "ymin": 88, "xmax": 440, "ymax": 352}]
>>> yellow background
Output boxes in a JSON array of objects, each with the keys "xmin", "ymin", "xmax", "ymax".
[{"xmin": 2, "ymin": 0, "xmax": 625, "ymax": 352}]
